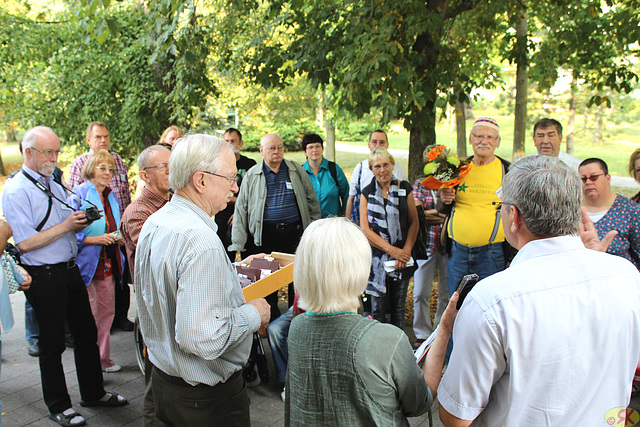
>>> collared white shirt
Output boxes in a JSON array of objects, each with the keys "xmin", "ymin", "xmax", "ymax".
[
  {"xmin": 438, "ymin": 235, "xmax": 640, "ymax": 426},
  {"xmin": 135, "ymin": 195, "xmax": 261, "ymax": 386}
]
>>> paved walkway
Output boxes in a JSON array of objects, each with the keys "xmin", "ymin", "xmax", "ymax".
[{"xmin": 0, "ymin": 292, "xmax": 440, "ymax": 427}]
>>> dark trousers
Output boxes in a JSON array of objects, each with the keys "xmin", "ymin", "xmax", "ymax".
[
  {"xmin": 370, "ymin": 275, "xmax": 411, "ymax": 330},
  {"xmin": 215, "ymin": 212, "xmax": 236, "ymax": 262},
  {"xmin": 114, "ymin": 247, "xmax": 131, "ymax": 326},
  {"xmin": 24, "ymin": 263, "xmax": 105, "ymax": 414},
  {"xmin": 152, "ymin": 368, "xmax": 250, "ymax": 427},
  {"xmin": 245, "ymin": 222, "xmax": 302, "ymax": 322}
]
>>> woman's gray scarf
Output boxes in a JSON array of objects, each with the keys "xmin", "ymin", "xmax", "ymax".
[{"xmin": 366, "ymin": 178, "xmax": 402, "ymax": 297}]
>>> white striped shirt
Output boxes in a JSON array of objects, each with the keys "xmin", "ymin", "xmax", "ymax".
[{"xmin": 135, "ymin": 194, "xmax": 261, "ymax": 386}]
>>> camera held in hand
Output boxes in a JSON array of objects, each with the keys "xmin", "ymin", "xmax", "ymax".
[{"xmin": 84, "ymin": 206, "xmax": 101, "ymax": 223}]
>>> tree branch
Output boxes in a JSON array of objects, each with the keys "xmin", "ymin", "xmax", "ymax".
[{"xmin": 443, "ymin": 0, "xmax": 484, "ymax": 20}]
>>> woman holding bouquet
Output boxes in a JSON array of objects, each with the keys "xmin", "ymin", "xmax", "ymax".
[{"xmin": 359, "ymin": 148, "xmax": 418, "ymax": 328}]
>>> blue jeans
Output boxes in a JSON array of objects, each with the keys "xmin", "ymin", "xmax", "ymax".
[
  {"xmin": 25, "ymin": 300, "xmax": 39, "ymax": 345},
  {"xmin": 267, "ymin": 307, "xmax": 294, "ymax": 383},
  {"xmin": 445, "ymin": 240, "xmax": 505, "ymax": 361},
  {"xmin": 447, "ymin": 241, "xmax": 506, "ymax": 297}
]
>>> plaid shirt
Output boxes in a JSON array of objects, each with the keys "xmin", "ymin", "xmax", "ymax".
[
  {"xmin": 68, "ymin": 151, "xmax": 131, "ymax": 214},
  {"xmin": 120, "ymin": 186, "xmax": 170, "ymax": 279},
  {"xmin": 413, "ymin": 178, "xmax": 441, "ymax": 256}
]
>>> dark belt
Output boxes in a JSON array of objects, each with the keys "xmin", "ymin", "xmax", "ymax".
[
  {"xmin": 153, "ymin": 366, "xmax": 241, "ymax": 388},
  {"xmin": 263, "ymin": 221, "xmax": 302, "ymax": 233},
  {"xmin": 24, "ymin": 258, "xmax": 77, "ymax": 271}
]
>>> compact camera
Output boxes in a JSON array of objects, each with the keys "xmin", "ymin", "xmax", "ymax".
[{"xmin": 84, "ymin": 206, "xmax": 101, "ymax": 222}]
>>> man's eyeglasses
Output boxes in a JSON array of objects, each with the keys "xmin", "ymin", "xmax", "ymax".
[
  {"xmin": 96, "ymin": 166, "xmax": 115, "ymax": 173},
  {"xmin": 493, "ymin": 201, "xmax": 516, "ymax": 212},
  {"xmin": 264, "ymin": 145, "xmax": 284, "ymax": 152},
  {"xmin": 30, "ymin": 147, "xmax": 63, "ymax": 158},
  {"xmin": 201, "ymin": 170, "xmax": 238, "ymax": 186},
  {"xmin": 471, "ymin": 133, "xmax": 497, "ymax": 143},
  {"xmin": 144, "ymin": 163, "xmax": 169, "ymax": 172},
  {"xmin": 580, "ymin": 174, "xmax": 604, "ymax": 183}
]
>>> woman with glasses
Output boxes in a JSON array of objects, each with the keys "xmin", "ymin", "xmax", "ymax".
[
  {"xmin": 579, "ymin": 157, "xmax": 640, "ymax": 270},
  {"xmin": 359, "ymin": 148, "xmax": 418, "ymax": 328},
  {"xmin": 301, "ymin": 133, "xmax": 349, "ymax": 218},
  {"xmin": 69, "ymin": 150, "xmax": 126, "ymax": 373}
]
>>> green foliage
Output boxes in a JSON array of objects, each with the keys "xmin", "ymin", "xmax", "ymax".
[
  {"xmin": 335, "ymin": 112, "xmax": 389, "ymax": 142},
  {"xmin": 528, "ymin": 0, "xmax": 640, "ymax": 106},
  {"xmin": 0, "ymin": 2, "xmax": 214, "ymax": 163}
]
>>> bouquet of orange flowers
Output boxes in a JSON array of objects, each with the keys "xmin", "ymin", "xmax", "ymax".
[{"xmin": 420, "ymin": 145, "xmax": 472, "ymax": 190}]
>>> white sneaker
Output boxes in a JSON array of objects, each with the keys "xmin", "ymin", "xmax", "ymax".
[
  {"xmin": 102, "ymin": 364, "xmax": 121, "ymax": 373},
  {"xmin": 280, "ymin": 387, "xmax": 286, "ymax": 402}
]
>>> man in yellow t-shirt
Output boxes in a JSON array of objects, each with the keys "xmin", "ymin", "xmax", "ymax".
[{"xmin": 440, "ymin": 117, "xmax": 510, "ymax": 299}]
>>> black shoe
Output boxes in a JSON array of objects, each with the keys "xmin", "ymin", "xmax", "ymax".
[
  {"xmin": 116, "ymin": 318, "xmax": 134, "ymax": 332},
  {"xmin": 28, "ymin": 342, "xmax": 40, "ymax": 357}
]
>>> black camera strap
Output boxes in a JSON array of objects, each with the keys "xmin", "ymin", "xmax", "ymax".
[{"xmin": 20, "ymin": 169, "xmax": 86, "ymax": 231}]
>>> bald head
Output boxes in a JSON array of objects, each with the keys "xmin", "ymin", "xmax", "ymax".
[{"xmin": 259, "ymin": 133, "xmax": 284, "ymax": 170}]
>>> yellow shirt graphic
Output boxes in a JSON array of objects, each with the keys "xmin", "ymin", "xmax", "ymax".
[{"xmin": 449, "ymin": 158, "xmax": 505, "ymax": 247}]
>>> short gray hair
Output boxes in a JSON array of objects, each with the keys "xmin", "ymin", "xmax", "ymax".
[
  {"xmin": 294, "ymin": 218, "xmax": 372, "ymax": 314},
  {"xmin": 502, "ymin": 156, "xmax": 582, "ymax": 237},
  {"xmin": 21, "ymin": 126, "xmax": 55, "ymax": 160},
  {"xmin": 137, "ymin": 145, "xmax": 171, "ymax": 171},
  {"xmin": 169, "ymin": 133, "xmax": 231, "ymax": 191},
  {"xmin": 368, "ymin": 147, "xmax": 394, "ymax": 170}
]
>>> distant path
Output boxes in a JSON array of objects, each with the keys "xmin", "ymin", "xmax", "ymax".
[{"xmin": 335, "ymin": 142, "xmax": 639, "ymax": 189}]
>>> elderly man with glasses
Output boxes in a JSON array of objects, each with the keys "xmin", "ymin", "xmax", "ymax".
[
  {"xmin": 230, "ymin": 133, "xmax": 321, "ymax": 321},
  {"xmin": 135, "ymin": 134, "xmax": 270, "ymax": 426},
  {"xmin": 438, "ymin": 155, "xmax": 640, "ymax": 426},
  {"xmin": 439, "ymin": 117, "xmax": 512, "ymax": 305}
]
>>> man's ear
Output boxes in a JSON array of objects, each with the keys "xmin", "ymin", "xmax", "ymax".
[
  {"xmin": 510, "ymin": 204, "xmax": 522, "ymax": 233},
  {"xmin": 139, "ymin": 170, "xmax": 150, "ymax": 185},
  {"xmin": 239, "ymin": 139, "xmax": 244, "ymax": 148},
  {"xmin": 191, "ymin": 171, "xmax": 207, "ymax": 194}
]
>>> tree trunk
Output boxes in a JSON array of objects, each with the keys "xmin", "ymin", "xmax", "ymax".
[
  {"xmin": 325, "ymin": 119, "xmax": 336, "ymax": 162},
  {"xmin": 566, "ymin": 77, "xmax": 577, "ymax": 154},
  {"xmin": 592, "ymin": 103, "xmax": 604, "ymax": 143},
  {"xmin": 512, "ymin": 7, "xmax": 528, "ymax": 162},
  {"xmin": 0, "ymin": 151, "xmax": 5, "ymax": 176},
  {"xmin": 455, "ymin": 99, "xmax": 467, "ymax": 157}
]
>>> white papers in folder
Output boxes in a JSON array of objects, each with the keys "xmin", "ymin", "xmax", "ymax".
[
  {"xmin": 414, "ymin": 326, "xmax": 438, "ymax": 363},
  {"xmin": 383, "ymin": 257, "xmax": 415, "ymax": 273}
]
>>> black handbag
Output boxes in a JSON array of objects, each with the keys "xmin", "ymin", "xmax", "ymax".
[{"xmin": 412, "ymin": 207, "xmax": 429, "ymax": 260}]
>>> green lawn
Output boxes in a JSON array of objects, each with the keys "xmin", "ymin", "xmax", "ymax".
[
  {"xmin": 2, "ymin": 107, "xmax": 637, "ymax": 189},
  {"xmin": 337, "ymin": 110, "xmax": 640, "ymax": 179}
]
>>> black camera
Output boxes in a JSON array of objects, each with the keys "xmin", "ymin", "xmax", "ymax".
[{"xmin": 84, "ymin": 206, "xmax": 101, "ymax": 222}]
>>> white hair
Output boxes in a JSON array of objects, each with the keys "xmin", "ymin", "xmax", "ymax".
[
  {"xmin": 503, "ymin": 156, "xmax": 582, "ymax": 237},
  {"xmin": 294, "ymin": 218, "xmax": 372, "ymax": 314},
  {"xmin": 169, "ymin": 133, "xmax": 231, "ymax": 191},
  {"xmin": 21, "ymin": 126, "xmax": 55, "ymax": 160},
  {"xmin": 137, "ymin": 145, "xmax": 171, "ymax": 171}
]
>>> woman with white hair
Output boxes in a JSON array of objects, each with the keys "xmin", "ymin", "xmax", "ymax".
[
  {"xmin": 359, "ymin": 147, "xmax": 418, "ymax": 328},
  {"xmin": 285, "ymin": 217, "xmax": 458, "ymax": 426}
]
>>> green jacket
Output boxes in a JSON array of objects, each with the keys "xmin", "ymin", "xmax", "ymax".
[{"xmin": 229, "ymin": 159, "xmax": 321, "ymax": 251}]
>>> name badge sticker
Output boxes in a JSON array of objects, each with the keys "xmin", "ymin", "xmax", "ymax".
[
  {"xmin": 495, "ymin": 186, "xmax": 503, "ymax": 199},
  {"xmin": 398, "ymin": 189, "xmax": 406, "ymax": 196},
  {"xmin": 285, "ymin": 182, "xmax": 293, "ymax": 190},
  {"xmin": 120, "ymin": 173, "xmax": 127, "ymax": 182}
]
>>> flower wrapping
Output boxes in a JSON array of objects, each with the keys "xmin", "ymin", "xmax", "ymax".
[{"xmin": 420, "ymin": 145, "xmax": 471, "ymax": 190}]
